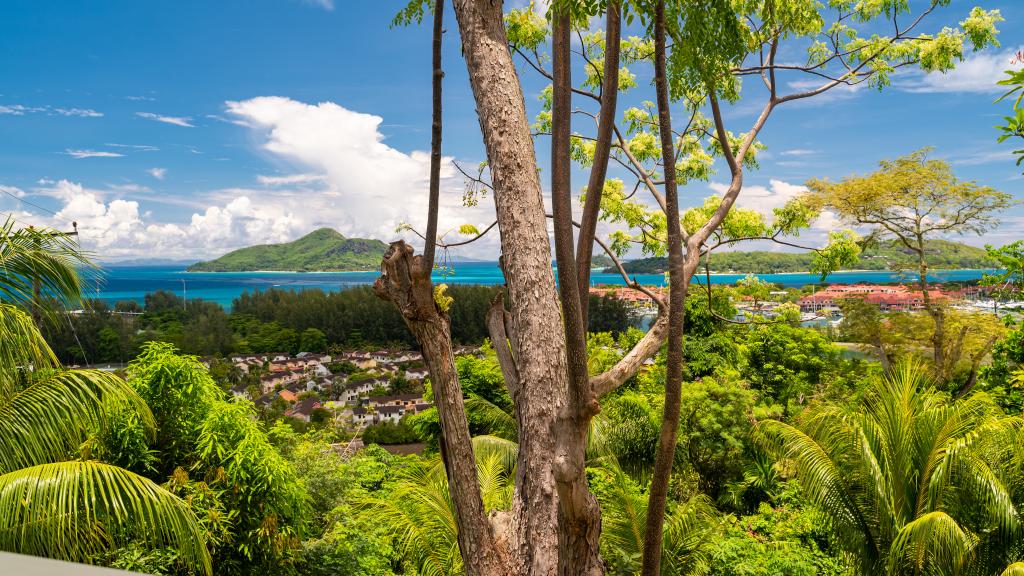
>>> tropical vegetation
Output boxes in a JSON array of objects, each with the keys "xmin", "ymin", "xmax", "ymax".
[{"xmin": 0, "ymin": 220, "xmax": 211, "ymax": 573}]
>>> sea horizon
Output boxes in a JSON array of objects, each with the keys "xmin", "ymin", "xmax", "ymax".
[{"xmin": 81, "ymin": 262, "xmax": 1000, "ymax": 309}]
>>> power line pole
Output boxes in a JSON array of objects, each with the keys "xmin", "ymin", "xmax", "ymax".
[{"xmin": 31, "ymin": 222, "xmax": 78, "ymax": 326}]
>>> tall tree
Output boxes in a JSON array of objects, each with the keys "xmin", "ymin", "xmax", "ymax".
[
  {"xmin": 381, "ymin": 1, "xmax": 1002, "ymax": 574},
  {"xmin": 807, "ymin": 149, "xmax": 1014, "ymax": 379}
]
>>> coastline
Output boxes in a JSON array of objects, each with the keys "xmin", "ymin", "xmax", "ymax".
[{"xmin": 620, "ymin": 267, "xmax": 995, "ymax": 276}]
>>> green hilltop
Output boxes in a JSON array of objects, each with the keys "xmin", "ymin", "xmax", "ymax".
[
  {"xmin": 612, "ymin": 239, "xmax": 991, "ymax": 275},
  {"xmin": 188, "ymin": 228, "xmax": 388, "ymax": 272}
]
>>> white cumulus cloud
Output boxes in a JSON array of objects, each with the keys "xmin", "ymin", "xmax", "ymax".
[
  {"xmin": 224, "ymin": 96, "xmax": 495, "ymax": 255},
  {"xmin": 15, "ymin": 98, "xmax": 498, "ymax": 259},
  {"xmin": 899, "ymin": 48, "xmax": 1020, "ymax": 93},
  {"xmin": 147, "ymin": 167, "xmax": 167, "ymax": 180},
  {"xmin": 28, "ymin": 180, "xmax": 306, "ymax": 260},
  {"xmin": 256, "ymin": 173, "xmax": 325, "ymax": 186},
  {"xmin": 708, "ymin": 179, "xmax": 841, "ymax": 247},
  {"xmin": 0, "ymin": 185, "xmax": 26, "ymax": 198}
]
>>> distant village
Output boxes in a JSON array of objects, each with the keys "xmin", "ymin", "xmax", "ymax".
[
  {"xmin": 590, "ymin": 282, "xmax": 1019, "ymax": 325},
  {"xmin": 196, "ymin": 282, "xmax": 1016, "ymax": 432},
  {"xmin": 213, "ymin": 346, "xmax": 477, "ymax": 428}
]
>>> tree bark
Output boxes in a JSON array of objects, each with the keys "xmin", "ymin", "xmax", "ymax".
[
  {"xmin": 640, "ymin": 2, "xmax": 686, "ymax": 573},
  {"xmin": 422, "ymin": 0, "xmax": 445, "ymax": 268},
  {"xmin": 373, "ymin": 241, "xmax": 507, "ymax": 575},
  {"xmin": 451, "ymin": 1, "xmax": 588, "ymax": 573},
  {"xmin": 914, "ymin": 234, "xmax": 947, "ymax": 378},
  {"xmin": 576, "ymin": 1, "xmax": 622, "ymax": 325},
  {"xmin": 551, "ymin": 8, "xmax": 604, "ymax": 575}
]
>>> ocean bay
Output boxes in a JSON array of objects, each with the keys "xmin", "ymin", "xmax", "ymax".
[{"xmin": 89, "ymin": 263, "xmax": 997, "ymax": 309}]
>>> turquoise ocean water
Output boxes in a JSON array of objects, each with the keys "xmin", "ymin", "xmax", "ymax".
[{"xmin": 88, "ymin": 263, "xmax": 996, "ymax": 309}]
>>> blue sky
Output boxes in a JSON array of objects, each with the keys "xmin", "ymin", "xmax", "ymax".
[{"xmin": 0, "ymin": 0, "xmax": 1021, "ymax": 261}]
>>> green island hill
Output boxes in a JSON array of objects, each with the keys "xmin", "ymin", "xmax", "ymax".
[{"xmin": 188, "ymin": 228, "xmax": 388, "ymax": 272}]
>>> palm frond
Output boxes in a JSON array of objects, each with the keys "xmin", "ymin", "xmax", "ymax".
[
  {"xmin": 0, "ymin": 460, "xmax": 211, "ymax": 575},
  {"xmin": 358, "ymin": 450, "xmax": 515, "ymax": 576},
  {"xmin": 0, "ymin": 303, "xmax": 60, "ymax": 396},
  {"xmin": 0, "ymin": 218, "xmax": 93, "ymax": 311},
  {"xmin": 598, "ymin": 458, "xmax": 647, "ymax": 569},
  {"xmin": 471, "ymin": 435, "xmax": 518, "ymax": 477},
  {"xmin": 0, "ymin": 368, "xmax": 153, "ymax": 473},
  {"xmin": 662, "ymin": 494, "xmax": 723, "ymax": 576},
  {"xmin": 476, "ymin": 452, "xmax": 514, "ymax": 512},
  {"xmin": 887, "ymin": 510, "xmax": 978, "ymax": 575},
  {"xmin": 358, "ymin": 462, "xmax": 461, "ymax": 576},
  {"xmin": 465, "ymin": 394, "xmax": 518, "ymax": 442},
  {"xmin": 1001, "ymin": 562, "xmax": 1024, "ymax": 576},
  {"xmin": 755, "ymin": 418, "xmax": 881, "ymax": 568}
]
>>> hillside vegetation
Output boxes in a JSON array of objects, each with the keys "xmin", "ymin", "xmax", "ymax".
[
  {"xmin": 188, "ymin": 228, "xmax": 387, "ymax": 272},
  {"xmin": 612, "ymin": 239, "xmax": 991, "ymax": 274}
]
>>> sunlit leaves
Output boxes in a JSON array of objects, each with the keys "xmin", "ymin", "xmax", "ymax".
[
  {"xmin": 619, "ymin": 35, "xmax": 654, "ymax": 64},
  {"xmin": 683, "ymin": 196, "xmax": 767, "ymax": 240},
  {"xmin": 506, "ymin": 5, "xmax": 548, "ymax": 50},
  {"xmin": 596, "ymin": 179, "xmax": 669, "ymax": 256},
  {"xmin": 571, "ymin": 134, "xmax": 597, "ymax": 166},
  {"xmin": 627, "ymin": 131, "xmax": 660, "ymax": 162},
  {"xmin": 960, "ymin": 7, "xmax": 1004, "ymax": 50},
  {"xmin": 622, "ymin": 105, "xmax": 654, "ymax": 134},
  {"xmin": 458, "ymin": 224, "xmax": 481, "ymax": 236},
  {"xmin": 772, "ymin": 197, "xmax": 818, "ymax": 236},
  {"xmin": 391, "ymin": 0, "xmax": 433, "ymax": 28},
  {"xmin": 433, "ymin": 283, "xmax": 453, "ymax": 313},
  {"xmin": 917, "ymin": 28, "xmax": 967, "ymax": 73},
  {"xmin": 810, "ymin": 231, "xmax": 862, "ymax": 280}
]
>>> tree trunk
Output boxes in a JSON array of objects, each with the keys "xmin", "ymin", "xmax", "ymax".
[
  {"xmin": 551, "ymin": 6, "xmax": 605, "ymax": 575},
  {"xmin": 373, "ymin": 242, "xmax": 508, "ymax": 575},
  {"xmin": 575, "ymin": 0, "xmax": 622, "ymax": 324},
  {"xmin": 915, "ymin": 238, "xmax": 946, "ymax": 377},
  {"xmin": 422, "ymin": 0, "xmax": 445, "ymax": 268},
  {"xmin": 641, "ymin": 2, "xmax": 686, "ymax": 573},
  {"xmin": 450, "ymin": 1, "xmax": 599, "ymax": 573}
]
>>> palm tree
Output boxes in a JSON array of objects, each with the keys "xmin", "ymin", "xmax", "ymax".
[
  {"xmin": 596, "ymin": 458, "xmax": 723, "ymax": 576},
  {"xmin": 0, "ymin": 220, "xmax": 211, "ymax": 573},
  {"xmin": 359, "ymin": 451, "xmax": 513, "ymax": 576},
  {"xmin": 757, "ymin": 362, "xmax": 1023, "ymax": 575}
]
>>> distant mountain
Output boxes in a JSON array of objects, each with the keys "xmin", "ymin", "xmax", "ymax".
[
  {"xmin": 611, "ymin": 239, "xmax": 991, "ymax": 275},
  {"xmin": 188, "ymin": 228, "xmax": 388, "ymax": 272}
]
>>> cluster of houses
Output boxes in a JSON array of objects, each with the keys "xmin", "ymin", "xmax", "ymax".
[
  {"xmin": 222, "ymin": 348, "xmax": 462, "ymax": 426},
  {"xmin": 351, "ymin": 393, "xmax": 431, "ymax": 426},
  {"xmin": 590, "ymin": 281, "xmax": 1002, "ymax": 324},
  {"xmin": 589, "ymin": 286, "xmax": 662, "ymax": 313},
  {"xmin": 796, "ymin": 284, "xmax": 955, "ymax": 313}
]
